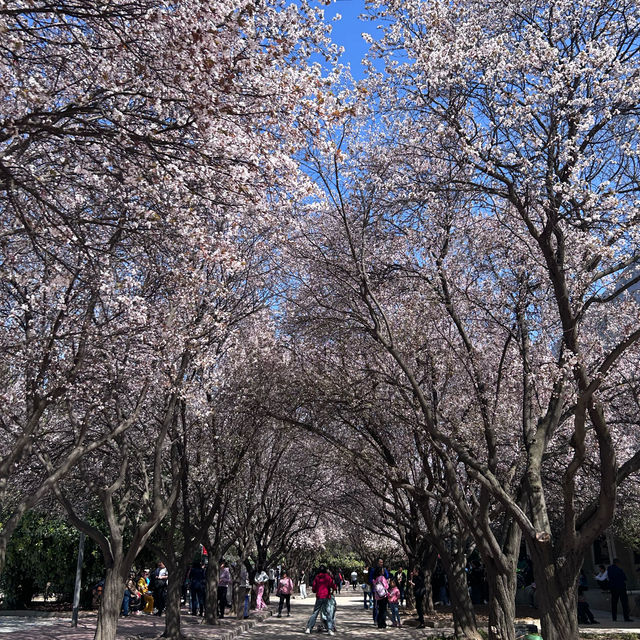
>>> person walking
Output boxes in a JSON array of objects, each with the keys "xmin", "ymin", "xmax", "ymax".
[
  {"xmin": 350, "ymin": 570, "xmax": 358, "ymax": 591},
  {"xmin": 373, "ymin": 566, "xmax": 389, "ymax": 629},
  {"xmin": 188, "ymin": 561, "xmax": 206, "ymax": 617},
  {"xmin": 299, "ymin": 570, "xmax": 308, "ymax": 599},
  {"xmin": 362, "ymin": 568, "xmax": 373, "ymax": 609},
  {"xmin": 395, "ymin": 567, "xmax": 406, "ymax": 606},
  {"xmin": 276, "ymin": 570, "xmax": 294, "ymax": 617},
  {"xmin": 304, "ymin": 565, "xmax": 336, "ymax": 636},
  {"xmin": 268, "ymin": 567, "xmax": 276, "ymax": 596},
  {"xmin": 607, "ymin": 558, "xmax": 633, "ymax": 622},
  {"xmin": 218, "ymin": 560, "xmax": 232, "ymax": 618},
  {"xmin": 409, "ymin": 566, "xmax": 426, "ymax": 628},
  {"xmin": 255, "ymin": 567, "xmax": 269, "ymax": 610},
  {"xmin": 334, "ymin": 569, "xmax": 343, "ymax": 594}
]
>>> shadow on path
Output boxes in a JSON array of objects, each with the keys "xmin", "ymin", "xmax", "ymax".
[{"xmin": 238, "ymin": 593, "xmax": 454, "ymax": 638}]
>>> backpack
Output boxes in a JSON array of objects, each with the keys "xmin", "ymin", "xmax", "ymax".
[{"xmin": 374, "ymin": 580, "xmax": 387, "ymax": 598}]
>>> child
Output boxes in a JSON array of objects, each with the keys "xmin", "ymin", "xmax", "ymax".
[
  {"xmin": 362, "ymin": 579, "xmax": 373, "ymax": 609},
  {"xmin": 321, "ymin": 594, "xmax": 338, "ymax": 632},
  {"xmin": 388, "ymin": 577, "xmax": 402, "ymax": 628}
]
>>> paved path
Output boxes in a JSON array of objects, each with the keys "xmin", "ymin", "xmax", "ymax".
[
  {"xmin": 238, "ymin": 592, "xmax": 640, "ymax": 639},
  {"xmin": 1, "ymin": 593, "xmax": 639, "ymax": 639},
  {"xmin": 0, "ymin": 608, "xmax": 266, "ymax": 639},
  {"xmin": 241, "ymin": 592, "xmax": 453, "ymax": 638}
]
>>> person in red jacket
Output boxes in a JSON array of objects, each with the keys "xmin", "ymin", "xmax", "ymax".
[{"xmin": 304, "ymin": 566, "xmax": 336, "ymax": 635}]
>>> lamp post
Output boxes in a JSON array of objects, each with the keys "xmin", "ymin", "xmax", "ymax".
[{"xmin": 71, "ymin": 532, "xmax": 86, "ymax": 627}]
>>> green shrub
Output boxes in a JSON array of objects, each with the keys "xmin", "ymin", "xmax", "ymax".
[{"xmin": 0, "ymin": 510, "xmax": 103, "ymax": 609}]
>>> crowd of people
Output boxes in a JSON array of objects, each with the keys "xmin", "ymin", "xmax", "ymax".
[
  {"xmin": 111, "ymin": 561, "xmax": 190, "ymax": 617},
  {"xmin": 94, "ymin": 554, "xmax": 634, "ymax": 630},
  {"xmin": 97, "ymin": 560, "xmax": 301, "ymax": 620},
  {"xmin": 303, "ymin": 556, "xmax": 636, "ymax": 632},
  {"xmin": 91, "ymin": 559, "xmax": 228, "ymax": 618},
  {"xmin": 105, "ymin": 558, "xmax": 447, "ymax": 628},
  {"xmin": 298, "ymin": 559, "xmax": 409, "ymax": 632}
]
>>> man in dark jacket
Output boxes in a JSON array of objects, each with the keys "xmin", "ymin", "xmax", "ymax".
[
  {"xmin": 607, "ymin": 559, "xmax": 633, "ymax": 622},
  {"xmin": 410, "ymin": 566, "xmax": 426, "ymax": 628},
  {"xmin": 151, "ymin": 561, "xmax": 168, "ymax": 616}
]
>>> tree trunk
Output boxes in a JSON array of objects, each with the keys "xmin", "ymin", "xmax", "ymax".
[
  {"xmin": 247, "ymin": 566, "xmax": 258, "ymax": 610},
  {"xmin": 423, "ymin": 565, "xmax": 435, "ymax": 614},
  {"xmin": 446, "ymin": 554, "xmax": 481, "ymax": 640},
  {"xmin": 0, "ymin": 532, "xmax": 8, "ymax": 577},
  {"xmin": 485, "ymin": 568, "xmax": 517, "ymax": 640},
  {"xmin": 162, "ymin": 551, "xmax": 198, "ymax": 640},
  {"xmin": 480, "ymin": 520, "xmax": 521, "ymax": 640},
  {"xmin": 162, "ymin": 576, "xmax": 184, "ymax": 640},
  {"xmin": 423, "ymin": 549, "xmax": 438, "ymax": 615},
  {"xmin": 529, "ymin": 546, "xmax": 580, "ymax": 640},
  {"xmin": 236, "ymin": 586, "xmax": 248, "ymax": 619},
  {"xmin": 536, "ymin": 576, "xmax": 579, "ymax": 640},
  {"xmin": 94, "ymin": 565, "xmax": 124, "ymax": 640},
  {"xmin": 204, "ymin": 568, "xmax": 219, "ymax": 625}
]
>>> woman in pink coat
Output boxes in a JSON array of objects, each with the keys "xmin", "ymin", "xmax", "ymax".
[{"xmin": 276, "ymin": 570, "xmax": 294, "ymax": 617}]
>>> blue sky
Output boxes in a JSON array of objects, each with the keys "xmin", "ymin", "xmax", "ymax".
[{"xmin": 321, "ymin": 0, "xmax": 371, "ymax": 79}]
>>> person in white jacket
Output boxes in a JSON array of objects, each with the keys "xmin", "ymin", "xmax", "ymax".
[
  {"xmin": 254, "ymin": 568, "xmax": 269, "ymax": 610},
  {"xmin": 594, "ymin": 564, "xmax": 609, "ymax": 590}
]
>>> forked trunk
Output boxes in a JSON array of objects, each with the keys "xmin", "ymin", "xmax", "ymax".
[
  {"xmin": 162, "ymin": 576, "xmax": 184, "ymax": 640},
  {"xmin": 95, "ymin": 565, "xmax": 124, "ymax": 640},
  {"xmin": 529, "ymin": 544, "xmax": 580, "ymax": 640},
  {"xmin": 534, "ymin": 569, "xmax": 579, "ymax": 640}
]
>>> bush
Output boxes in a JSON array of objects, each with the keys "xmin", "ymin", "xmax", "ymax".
[{"xmin": 0, "ymin": 510, "xmax": 103, "ymax": 609}]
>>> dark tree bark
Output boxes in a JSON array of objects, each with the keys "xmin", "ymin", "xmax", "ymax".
[
  {"xmin": 162, "ymin": 576, "xmax": 185, "ymax": 640},
  {"xmin": 484, "ymin": 565, "xmax": 518, "ymax": 640},
  {"xmin": 446, "ymin": 549, "xmax": 482, "ymax": 640},
  {"xmin": 204, "ymin": 565, "xmax": 220, "ymax": 626},
  {"xmin": 95, "ymin": 564, "xmax": 125, "ymax": 640}
]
